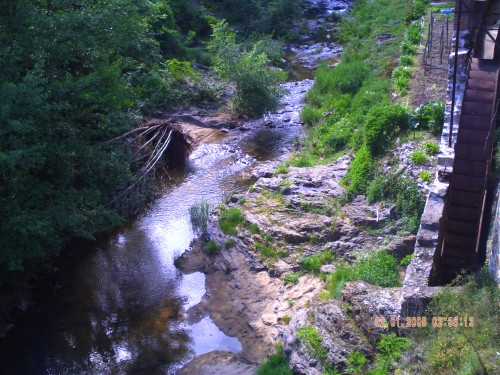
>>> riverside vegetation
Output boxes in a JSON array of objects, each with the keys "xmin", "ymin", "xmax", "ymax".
[
  {"xmin": 0, "ymin": 0, "xmax": 303, "ymax": 331},
  {"xmin": 241, "ymin": 0, "xmax": 498, "ymax": 374}
]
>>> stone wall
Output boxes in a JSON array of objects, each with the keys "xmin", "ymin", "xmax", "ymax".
[
  {"xmin": 487, "ymin": 184, "xmax": 500, "ymax": 285},
  {"xmin": 400, "ymin": 28, "xmax": 472, "ymax": 315}
]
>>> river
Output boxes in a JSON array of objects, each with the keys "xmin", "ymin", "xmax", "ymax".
[{"xmin": 0, "ymin": 1, "xmax": 348, "ymax": 374}]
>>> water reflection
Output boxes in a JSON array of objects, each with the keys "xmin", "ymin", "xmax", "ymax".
[{"xmin": 0, "ymin": 82, "xmax": 308, "ymax": 374}]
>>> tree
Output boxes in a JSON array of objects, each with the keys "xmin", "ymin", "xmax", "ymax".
[{"xmin": 207, "ymin": 20, "xmax": 286, "ymax": 117}]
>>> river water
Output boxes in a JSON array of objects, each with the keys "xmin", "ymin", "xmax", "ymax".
[{"xmin": 0, "ymin": 1, "xmax": 348, "ymax": 374}]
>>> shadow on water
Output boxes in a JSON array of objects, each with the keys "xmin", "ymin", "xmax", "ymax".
[
  {"xmin": 0, "ymin": 119, "xmax": 302, "ymax": 374},
  {"xmin": 0, "ymin": 1, "xmax": 346, "ymax": 373}
]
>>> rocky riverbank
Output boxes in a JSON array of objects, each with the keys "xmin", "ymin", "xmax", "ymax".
[{"xmin": 177, "ymin": 151, "xmax": 423, "ymax": 373}]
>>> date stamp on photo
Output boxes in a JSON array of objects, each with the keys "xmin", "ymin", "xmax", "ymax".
[{"xmin": 374, "ymin": 316, "xmax": 475, "ymax": 328}]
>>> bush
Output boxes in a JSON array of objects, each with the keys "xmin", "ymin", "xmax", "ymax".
[
  {"xmin": 219, "ymin": 207, "xmax": 245, "ymax": 235},
  {"xmin": 419, "ymin": 170, "xmax": 431, "ymax": 182},
  {"xmin": 367, "ymin": 173, "xmax": 425, "ymax": 232},
  {"xmin": 410, "ymin": 150, "xmax": 429, "ymax": 165},
  {"xmin": 423, "ymin": 141, "xmax": 439, "ymax": 155},
  {"xmin": 208, "ymin": 21, "xmax": 286, "ymax": 117},
  {"xmin": 301, "ymin": 106, "xmax": 323, "ymax": 126},
  {"xmin": 314, "ymin": 61, "xmax": 370, "ymax": 96},
  {"xmin": 346, "ymin": 351, "xmax": 370, "ymax": 374},
  {"xmin": 364, "ymin": 104, "xmax": 409, "ymax": 156},
  {"xmin": 284, "ymin": 273, "xmax": 299, "ymax": 285},
  {"xmin": 413, "ymin": 100, "xmax": 445, "ymax": 135},
  {"xmin": 300, "ymin": 250, "xmax": 333, "ymax": 274},
  {"xmin": 400, "ymin": 54, "xmax": 415, "ymax": 66},
  {"xmin": 392, "ymin": 66, "xmax": 412, "ymax": 95},
  {"xmin": 344, "ymin": 146, "xmax": 374, "ymax": 195}
]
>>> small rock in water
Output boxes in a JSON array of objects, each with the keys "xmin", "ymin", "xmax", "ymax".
[
  {"xmin": 239, "ymin": 125, "xmax": 250, "ymax": 131},
  {"xmin": 221, "ymin": 128, "xmax": 230, "ymax": 133}
]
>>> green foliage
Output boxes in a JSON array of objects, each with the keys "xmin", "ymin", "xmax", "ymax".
[
  {"xmin": 204, "ymin": 240, "xmax": 220, "ymax": 255},
  {"xmin": 392, "ymin": 66, "xmax": 412, "ymax": 95},
  {"xmin": 224, "ymin": 239, "xmax": 236, "ymax": 248},
  {"xmin": 244, "ymin": 221, "xmax": 260, "ymax": 234},
  {"xmin": 189, "ymin": 200, "xmax": 210, "ymax": 235},
  {"xmin": 419, "ymin": 170, "xmax": 432, "ymax": 182},
  {"xmin": 284, "ymin": 273, "xmax": 299, "ymax": 286},
  {"xmin": 343, "ymin": 147, "xmax": 374, "ymax": 195},
  {"xmin": 207, "ymin": 21, "xmax": 286, "ymax": 117},
  {"xmin": 211, "ymin": 0, "xmax": 303, "ymax": 39},
  {"xmin": 257, "ymin": 343, "xmax": 292, "ymax": 375},
  {"xmin": 370, "ymin": 334, "xmax": 411, "ymax": 374},
  {"xmin": 275, "ymin": 163, "xmax": 290, "ymax": 175},
  {"xmin": 423, "ymin": 141, "xmax": 439, "ymax": 155},
  {"xmin": 346, "ymin": 351, "xmax": 370, "ymax": 374},
  {"xmin": 413, "ymin": 269, "xmax": 500, "ymax": 375},
  {"xmin": 218, "ymin": 206, "xmax": 245, "ymax": 235},
  {"xmin": 405, "ymin": 0, "xmax": 429, "ymax": 23},
  {"xmin": 327, "ymin": 251, "xmax": 401, "ymax": 298},
  {"xmin": 363, "ymin": 104, "xmax": 409, "ymax": 156},
  {"xmin": 410, "ymin": 150, "xmax": 429, "ymax": 165},
  {"xmin": 166, "ymin": 58, "xmax": 197, "ymax": 81},
  {"xmin": 313, "ymin": 62, "xmax": 370, "ymax": 97},
  {"xmin": 300, "ymin": 106, "xmax": 323, "ymax": 126},
  {"xmin": 412, "ymin": 100, "xmax": 445, "ymax": 135},
  {"xmin": 281, "ymin": 315, "xmax": 292, "ymax": 324},
  {"xmin": 297, "ymin": 326, "xmax": 328, "ymax": 363},
  {"xmin": 299, "ymin": 250, "xmax": 333, "ymax": 274},
  {"xmin": 400, "ymin": 254, "xmax": 414, "ymax": 266},
  {"xmin": 366, "ymin": 173, "xmax": 425, "ymax": 233},
  {"xmin": 400, "ymin": 54, "xmax": 415, "ymax": 66}
]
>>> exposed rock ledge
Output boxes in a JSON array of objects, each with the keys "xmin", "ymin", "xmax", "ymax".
[{"xmin": 178, "ymin": 155, "xmax": 424, "ymax": 374}]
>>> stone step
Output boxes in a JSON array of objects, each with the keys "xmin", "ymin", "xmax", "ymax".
[
  {"xmin": 466, "ymin": 79, "xmax": 496, "ymax": 91},
  {"xmin": 461, "ymin": 101, "xmax": 493, "ymax": 116},
  {"xmin": 463, "ymin": 89, "xmax": 495, "ymax": 102},
  {"xmin": 459, "ymin": 114, "xmax": 492, "ymax": 130}
]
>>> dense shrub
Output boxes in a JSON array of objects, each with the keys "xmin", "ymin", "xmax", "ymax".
[
  {"xmin": 314, "ymin": 61, "xmax": 370, "ymax": 96},
  {"xmin": 344, "ymin": 146, "xmax": 374, "ymax": 195},
  {"xmin": 364, "ymin": 104, "xmax": 409, "ymax": 156},
  {"xmin": 410, "ymin": 269, "xmax": 499, "ymax": 374},
  {"xmin": 367, "ymin": 173, "xmax": 425, "ymax": 233},
  {"xmin": 412, "ymin": 100, "xmax": 445, "ymax": 135},
  {"xmin": 208, "ymin": 21, "xmax": 286, "ymax": 117}
]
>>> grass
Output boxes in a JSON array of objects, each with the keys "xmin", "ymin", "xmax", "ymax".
[
  {"xmin": 407, "ymin": 268, "xmax": 500, "ymax": 375},
  {"xmin": 284, "ymin": 273, "xmax": 299, "ymax": 285},
  {"xmin": 218, "ymin": 207, "xmax": 245, "ymax": 235},
  {"xmin": 326, "ymin": 250, "xmax": 400, "ymax": 298},
  {"xmin": 281, "ymin": 315, "xmax": 291, "ymax": 324},
  {"xmin": 423, "ymin": 141, "xmax": 439, "ymax": 155},
  {"xmin": 204, "ymin": 240, "xmax": 219, "ymax": 255},
  {"xmin": 410, "ymin": 150, "xmax": 429, "ymax": 165},
  {"xmin": 189, "ymin": 200, "xmax": 210, "ymax": 235},
  {"xmin": 299, "ymin": 250, "xmax": 334, "ymax": 274},
  {"xmin": 366, "ymin": 173, "xmax": 425, "ymax": 233},
  {"xmin": 297, "ymin": 326, "xmax": 328, "ymax": 363},
  {"xmin": 419, "ymin": 170, "xmax": 432, "ymax": 182},
  {"xmin": 224, "ymin": 239, "xmax": 236, "ymax": 248},
  {"xmin": 257, "ymin": 343, "xmax": 292, "ymax": 375}
]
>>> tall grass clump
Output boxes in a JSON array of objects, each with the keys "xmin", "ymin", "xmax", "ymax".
[
  {"xmin": 367, "ymin": 173, "xmax": 425, "ymax": 233},
  {"xmin": 409, "ymin": 268, "xmax": 499, "ymax": 374},
  {"xmin": 218, "ymin": 206, "xmax": 245, "ymax": 235},
  {"xmin": 257, "ymin": 343, "xmax": 292, "ymax": 375},
  {"xmin": 327, "ymin": 250, "xmax": 400, "ymax": 298},
  {"xmin": 189, "ymin": 200, "xmax": 210, "ymax": 235}
]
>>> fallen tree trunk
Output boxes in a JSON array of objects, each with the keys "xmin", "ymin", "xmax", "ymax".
[{"xmin": 108, "ymin": 119, "xmax": 193, "ymax": 204}]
